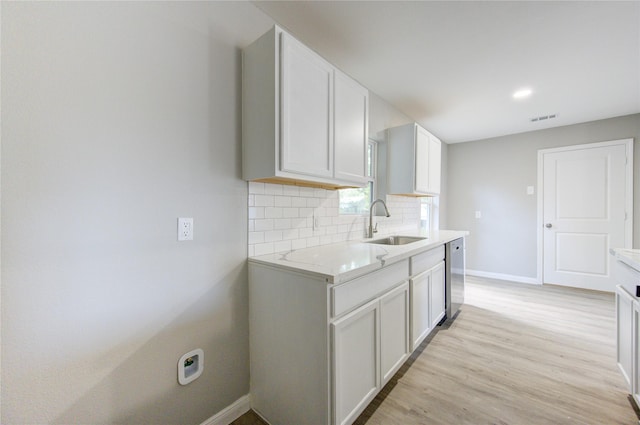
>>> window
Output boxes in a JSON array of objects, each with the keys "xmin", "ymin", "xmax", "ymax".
[
  {"xmin": 338, "ymin": 141, "xmax": 376, "ymax": 215},
  {"xmin": 420, "ymin": 196, "xmax": 439, "ymax": 230}
]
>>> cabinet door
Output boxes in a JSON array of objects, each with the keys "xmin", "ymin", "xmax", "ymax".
[
  {"xmin": 334, "ymin": 70, "xmax": 368, "ymax": 184},
  {"xmin": 332, "ymin": 299, "xmax": 379, "ymax": 425},
  {"xmin": 414, "ymin": 125, "xmax": 430, "ymax": 193},
  {"xmin": 427, "ymin": 134, "xmax": 441, "ymax": 195},
  {"xmin": 410, "ymin": 270, "xmax": 431, "ymax": 350},
  {"xmin": 616, "ymin": 285, "xmax": 634, "ymax": 391},
  {"xmin": 430, "ymin": 262, "xmax": 445, "ymax": 329},
  {"xmin": 380, "ymin": 282, "xmax": 410, "ymax": 385},
  {"xmin": 280, "ymin": 32, "xmax": 333, "ymax": 178}
]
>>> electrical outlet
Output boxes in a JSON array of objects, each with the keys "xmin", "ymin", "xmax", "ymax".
[{"xmin": 178, "ymin": 218, "xmax": 193, "ymax": 241}]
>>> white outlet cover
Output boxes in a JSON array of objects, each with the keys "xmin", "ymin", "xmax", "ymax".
[
  {"xmin": 527, "ymin": 186, "xmax": 535, "ymax": 195},
  {"xmin": 178, "ymin": 217, "xmax": 193, "ymax": 241},
  {"xmin": 475, "ymin": 211, "xmax": 482, "ymax": 219},
  {"xmin": 178, "ymin": 348, "xmax": 204, "ymax": 385}
]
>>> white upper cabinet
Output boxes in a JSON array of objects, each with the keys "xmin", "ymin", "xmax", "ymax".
[
  {"xmin": 280, "ymin": 32, "xmax": 334, "ymax": 178},
  {"xmin": 242, "ymin": 26, "xmax": 368, "ymax": 188},
  {"xmin": 334, "ymin": 70, "xmax": 369, "ymax": 185},
  {"xmin": 387, "ymin": 123, "xmax": 441, "ymax": 196}
]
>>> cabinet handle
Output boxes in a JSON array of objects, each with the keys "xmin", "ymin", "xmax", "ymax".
[
  {"xmin": 545, "ymin": 223, "xmax": 552, "ymax": 228},
  {"xmin": 636, "ymin": 286, "xmax": 640, "ymax": 297}
]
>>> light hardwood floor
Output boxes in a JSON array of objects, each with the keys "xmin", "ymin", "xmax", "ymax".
[{"xmin": 233, "ymin": 276, "xmax": 638, "ymax": 425}]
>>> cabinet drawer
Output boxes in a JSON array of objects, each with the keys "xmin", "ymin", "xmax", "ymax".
[
  {"xmin": 332, "ymin": 260, "xmax": 408, "ymax": 318},
  {"xmin": 410, "ymin": 246, "xmax": 445, "ymax": 276},
  {"xmin": 614, "ymin": 260, "xmax": 640, "ymax": 299}
]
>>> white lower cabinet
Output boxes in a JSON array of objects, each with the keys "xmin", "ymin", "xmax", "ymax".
[
  {"xmin": 332, "ymin": 280, "xmax": 409, "ymax": 425},
  {"xmin": 250, "ymin": 245, "xmax": 448, "ymax": 425},
  {"xmin": 380, "ymin": 283, "xmax": 410, "ymax": 384},
  {"xmin": 332, "ymin": 299, "xmax": 380, "ymax": 425},
  {"xmin": 410, "ymin": 269, "xmax": 432, "ymax": 350},
  {"xmin": 613, "ymin": 254, "xmax": 640, "ymax": 407},
  {"xmin": 410, "ymin": 260, "xmax": 445, "ymax": 351},
  {"xmin": 430, "ymin": 262, "xmax": 446, "ymax": 329},
  {"xmin": 634, "ymin": 302, "xmax": 640, "ymax": 405},
  {"xmin": 616, "ymin": 285, "xmax": 634, "ymax": 390}
]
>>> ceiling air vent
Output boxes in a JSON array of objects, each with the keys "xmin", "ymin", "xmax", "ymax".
[{"xmin": 530, "ymin": 114, "xmax": 557, "ymax": 123}]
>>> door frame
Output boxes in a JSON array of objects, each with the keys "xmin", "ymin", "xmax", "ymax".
[{"xmin": 536, "ymin": 139, "xmax": 634, "ymax": 285}]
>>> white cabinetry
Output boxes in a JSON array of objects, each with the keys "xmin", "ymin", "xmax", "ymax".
[
  {"xmin": 249, "ymin": 258, "xmax": 409, "ymax": 425},
  {"xmin": 387, "ymin": 122, "xmax": 441, "ymax": 196},
  {"xmin": 634, "ymin": 301, "xmax": 640, "ymax": 407},
  {"xmin": 616, "ymin": 285, "xmax": 634, "ymax": 389},
  {"xmin": 280, "ymin": 32, "xmax": 334, "ymax": 178},
  {"xmin": 410, "ymin": 246, "xmax": 445, "ymax": 350},
  {"xmin": 332, "ymin": 280, "xmax": 409, "ymax": 425},
  {"xmin": 613, "ymin": 253, "xmax": 640, "ymax": 407},
  {"xmin": 334, "ymin": 70, "xmax": 369, "ymax": 185},
  {"xmin": 429, "ymin": 262, "xmax": 446, "ymax": 329},
  {"xmin": 243, "ymin": 25, "xmax": 368, "ymax": 188},
  {"xmin": 332, "ymin": 299, "xmax": 380, "ymax": 425},
  {"xmin": 380, "ymin": 283, "xmax": 410, "ymax": 384}
]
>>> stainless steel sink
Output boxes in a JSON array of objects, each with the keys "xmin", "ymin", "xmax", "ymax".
[{"xmin": 365, "ymin": 235, "xmax": 426, "ymax": 245}]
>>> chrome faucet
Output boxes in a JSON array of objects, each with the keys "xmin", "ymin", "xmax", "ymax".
[{"xmin": 368, "ymin": 199, "xmax": 390, "ymax": 238}]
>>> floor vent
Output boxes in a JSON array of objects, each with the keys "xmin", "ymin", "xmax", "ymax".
[{"xmin": 530, "ymin": 114, "xmax": 557, "ymax": 123}]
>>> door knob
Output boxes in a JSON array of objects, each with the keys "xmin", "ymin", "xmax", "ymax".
[{"xmin": 545, "ymin": 223, "xmax": 552, "ymax": 228}]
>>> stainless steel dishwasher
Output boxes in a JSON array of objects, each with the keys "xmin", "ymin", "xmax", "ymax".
[{"xmin": 444, "ymin": 237, "xmax": 465, "ymax": 320}]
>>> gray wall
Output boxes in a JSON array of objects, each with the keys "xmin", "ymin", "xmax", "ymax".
[
  {"xmin": 447, "ymin": 114, "xmax": 640, "ymax": 279},
  {"xmin": 1, "ymin": 2, "xmax": 274, "ymax": 424}
]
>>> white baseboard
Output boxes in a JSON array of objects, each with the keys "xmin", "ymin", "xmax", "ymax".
[
  {"xmin": 200, "ymin": 394, "xmax": 251, "ymax": 425},
  {"xmin": 466, "ymin": 269, "xmax": 540, "ymax": 285}
]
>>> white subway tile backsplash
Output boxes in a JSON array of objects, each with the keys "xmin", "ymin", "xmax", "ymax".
[
  {"xmin": 254, "ymin": 219, "xmax": 274, "ymax": 232},
  {"xmin": 291, "ymin": 197, "xmax": 307, "ymax": 207},
  {"xmin": 249, "ymin": 181, "xmax": 265, "ymax": 195},
  {"xmin": 254, "ymin": 242, "xmax": 274, "ymax": 256},
  {"xmin": 283, "ymin": 208, "xmax": 299, "ymax": 218},
  {"xmin": 274, "ymin": 240, "xmax": 292, "ymax": 253},
  {"xmin": 264, "ymin": 230, "xmax": 283, "ymax": 242},
  {"xmin": 291, "ymin": 239, "xmax": 307, "ymax": 250},
  {"xmin": 283, "ymin": 185, "xmax": 299, "ymax": 196},
  {"xmin": 255, "ymin": 195, "xmax": 274, "ymax": 207},
  {"xmin": 274, "ymin": 196, "xmax": 292, "ymax": 207},
  {"xmin": 264, "ymin": 184, "xmax": 283, "ymax": 195},
  {"xmin": 265, "ymin": 207, "xmax": 283, "ymax": 219},
  {"xmin": 273, "ymin": 218, "xmax": 292, "ymax": 230},
  {"xmin": 249, "ymin": 207, "xmax": 264, "ymax": 219},
  {"xmin": 299, "ymin": 227, "xmax": 313, "ymax": 238},
  {"xmin": 248, "ymin": 231, "xmax": 265, "ymax": 244},
  {"xmin": 248, "ymin": 182, "xmax": 422, "ymax": 256}
]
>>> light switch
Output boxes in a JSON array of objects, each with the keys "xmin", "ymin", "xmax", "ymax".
[
  {"xmin": 527, "ymin": 186, "xmax": 535, "ymax": 195},
  {"xmin": 475, "ymin": 211, "xmax": 481, "ymax": 219}
]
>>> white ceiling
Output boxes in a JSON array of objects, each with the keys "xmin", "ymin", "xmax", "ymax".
[{"xmin": 253, "ymin": 1, "xmax": 640, "ymax": 143}]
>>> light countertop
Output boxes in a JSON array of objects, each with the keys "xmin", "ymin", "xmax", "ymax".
[
  {"xmin": 610, "ymin": 248, "xmax": 640, "ymax": 273},
  {"xmin": 249, "ymin": 229, "xmax": 468, "ymax": 284}
]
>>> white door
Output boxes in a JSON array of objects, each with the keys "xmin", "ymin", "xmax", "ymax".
[
  {"xmin": 540, "ymin": 140, "xmax": 632, "ymax": 291},
  {"xmin": 334, "ymin": 69, "xmax": 368, "ymax": 184},
  {"xmin": 280, "ymin": 32, "xmax": 334, "ymax": 178}
]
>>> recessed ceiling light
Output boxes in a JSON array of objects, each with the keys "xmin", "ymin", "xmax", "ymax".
[{"xmin": 513, "ymin": 88, "xmax": 533, "ymax": 99}]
